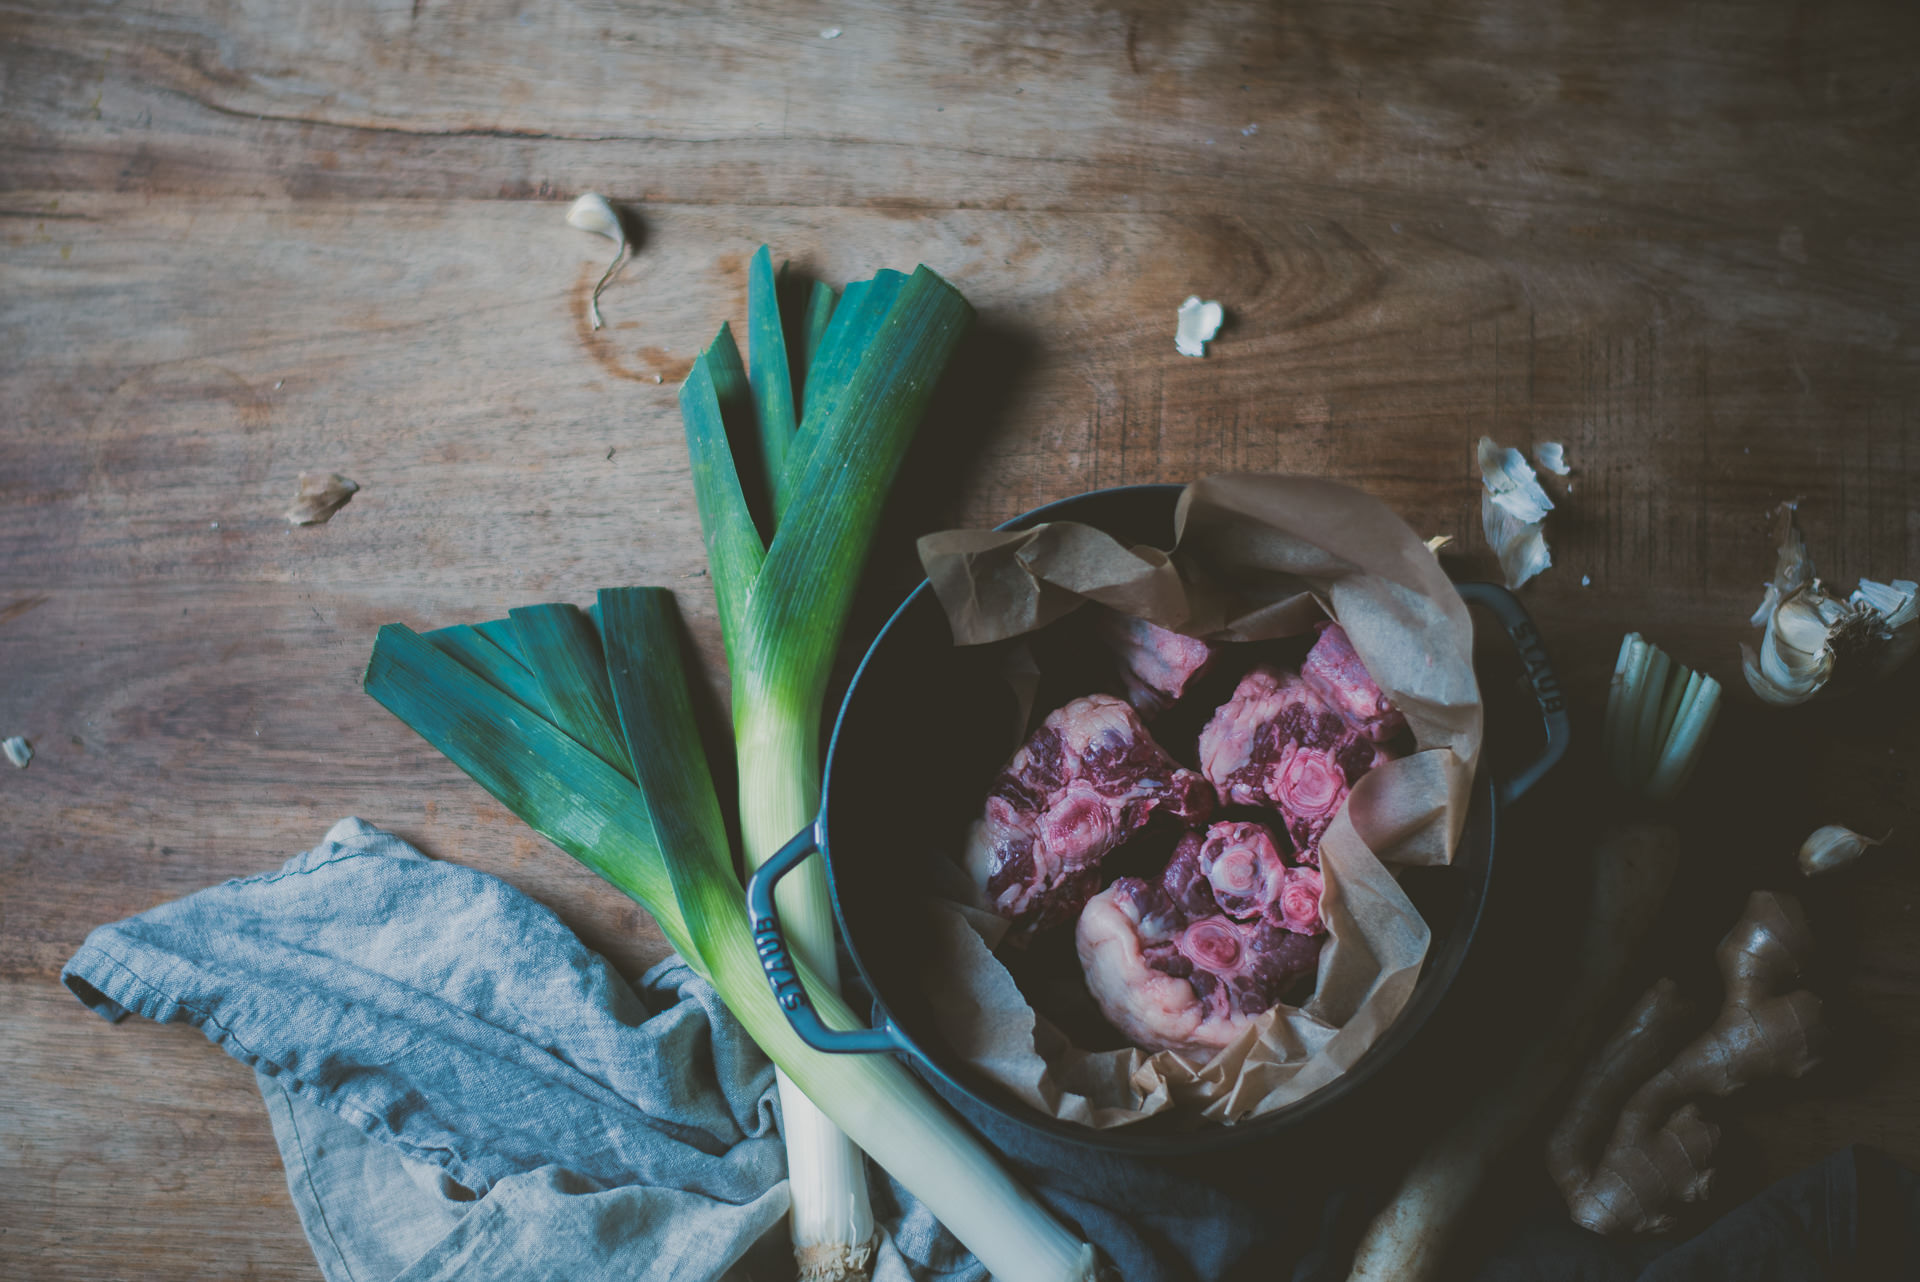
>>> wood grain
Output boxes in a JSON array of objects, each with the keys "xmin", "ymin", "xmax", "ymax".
[{"xmin": 4, "ymin": 0, "xmax": 1919, "ymax": 1276}]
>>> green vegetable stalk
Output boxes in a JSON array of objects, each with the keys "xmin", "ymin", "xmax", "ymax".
[{"xmin": 365, "ymin": 252, "xmax": 1094, "ymax": 1282}]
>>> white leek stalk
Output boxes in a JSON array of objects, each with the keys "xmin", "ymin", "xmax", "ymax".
[
  {"xmin": 1602, "ymin": 632, "xmax": 1721, "ymax": 801},
  {"xmin": 683, "ymin": 255, "xmax": 979, "ymax": 1276}
]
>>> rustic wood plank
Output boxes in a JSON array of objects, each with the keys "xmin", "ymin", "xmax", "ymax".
[
  {"xmin": 4, "ymin": 0, "xmax": 1920, "ymax": 1275},
  {"xmin": 0, "ymin": 976, "xmax": 320, "ymax": 1281}
]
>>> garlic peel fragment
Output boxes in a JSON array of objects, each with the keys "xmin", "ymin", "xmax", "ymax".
[
  {"xmin": 1175, "ymin": 296, "xmax": 1224, "ymax": 357},
  {"xmin": 566, "ymin": 192, "xmax": 629, "ymax": 330},
  {"xmin": 1479, "ymin": 436, "xmax": 1555, "ymax": 524},
  {"xmin": 1476, "ymin": 436, "xmax": 1554, "ymax": 588},
  {"xmin": 1535, "ymin": 441, "xmax": 1571, "ymax": 476},
  {"xmin": 1797, "ymin": 824, "xmax": 1888, "ymax": 877},
  {"xmin": 3, "ymin": 735, "xmax": 30, "ymax": 769},
  {"xmin": 1481, "ymin": 491, "xmax": 1551, "ymax": 589},
  {"xmin": 285, "ymin": 472, "xmax": 358, "ymax": 526}
]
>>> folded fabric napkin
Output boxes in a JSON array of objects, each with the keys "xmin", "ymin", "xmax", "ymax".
[{"xmin": 61, "ymin": 818, "xmax": 978, "ymax": 1282}]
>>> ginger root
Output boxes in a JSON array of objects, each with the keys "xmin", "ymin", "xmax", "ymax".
[
  {"xmin": 1547, "ymin": 891, "xmax": 1827, "ymax": 1236},
  {"xmin": 1345, "ymin": 825, "xmax": 1681, "ymax": 1281}
]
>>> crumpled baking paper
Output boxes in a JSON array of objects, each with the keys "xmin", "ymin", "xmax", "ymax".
[{"xmin": 913, "ymin": 474, "xmax": 1482, "ymax": 1125}]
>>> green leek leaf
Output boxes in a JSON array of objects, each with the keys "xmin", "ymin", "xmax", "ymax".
[
  {"xmin": 681, "ymin": 329, "xmax": 767, "ymax": 658},
  {"xmin": 509, "ymin": 604, "xmax": 628, "ymax": 772},
  {"xmin": 363, "ymin": 624, "xmax": 687, "ymax": 950},
  {"xmin": 474, "ymin": 618, "xmax": 527, "ymax": 667},
  {"xmin": 742, "ymin": 265, "xmax": 973, "ymax": 715},
  {"xmin": 598, "ymin": 587, "xmax": 742, "ymax": 980},
  {"xmin": 791, "ymin": 272, "xmax": 904, "ymax": 467},
  {"xmin": 423, "ymin": 624, "xmax": 544, "ymax": 715},
  {"xmin": 795, "ymin": 279, "xmax": 838, "ymax": 413},
  {"xmin": 747, "ymin": 247, "xmax": 799, "ymax": 523}
]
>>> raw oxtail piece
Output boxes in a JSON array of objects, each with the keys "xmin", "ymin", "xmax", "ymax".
[
  {"xmin": 1077, "ymin": 875, "xmax": 1324, "ymax": 1053},
  {"xmin": 1197, "ymin": 626, "xmax": 1401, "ymax": 865},
  {"xmin": 1301, "ymin": 621, "xmax": 1407, "ymax": 742},
  {"xmin": 966, "ymin": 693, "xmax": 1212, "ymax": 936},
  {"xmin": 1163, "ymin": 820, "xmax": 1324, "ymax": 933},
  {"xmin": 1091, "ymin": 609, "xmax": 1217, "ymax": 718},
  {"xmin": 1167, "ymin": 822, "xmax": 1282, "ymax": 921}
]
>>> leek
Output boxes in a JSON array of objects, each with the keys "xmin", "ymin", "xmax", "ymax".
[
  {"xmin": 363, "ymin": 606, "xmax": 1095, "ymax": 1282},
  {"xmin": 364, "ymin": 253, "xmax": 1094, "ymax": 1281},
  {"xmin": 680, "ymin": 258, "xmax": 970, "ymax": 1276}
]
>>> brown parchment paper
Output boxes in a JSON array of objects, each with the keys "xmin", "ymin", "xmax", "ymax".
[{"xmin": 913, "ymin": 474, "xmax": 1482, "ymax": 1125}]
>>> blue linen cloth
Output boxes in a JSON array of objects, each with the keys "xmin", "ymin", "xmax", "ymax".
[{"xmin": 61, "ymin": 817, "xmax": 984, "ymax": 1282}]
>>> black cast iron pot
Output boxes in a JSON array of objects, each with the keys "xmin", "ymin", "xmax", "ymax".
[{"xmin": 747, "ymin": 484, "xmax": 1568, "ymax": 1161}]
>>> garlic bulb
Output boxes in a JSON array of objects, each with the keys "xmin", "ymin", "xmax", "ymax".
[
  {"xmin": 1797, "ymin": 824, "xmax": 1886, "ymax": 877},
  {"xmin": 1741, "ymin": 504, "xmax": 1919, "ymax": 706}
]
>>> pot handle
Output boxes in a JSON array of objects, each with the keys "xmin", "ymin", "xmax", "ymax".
[
  {"xmin": 745, "ymin": 821, "xmax": 912, "ymax": 1055},
  {"xmin": 1454, "ymin": 581, "xmax": 1570, "ymax": 807}
]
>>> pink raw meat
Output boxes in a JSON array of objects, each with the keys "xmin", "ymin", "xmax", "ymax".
[
  {"xmin": 1302, "ymin": 621, "xmax": 1405, "ymax": 742},
  {"xmin": 1078, "ymin": 823, "xmax": 1325, "ymax": 1053},
  {"xmin": 1090, "ymin": 609, "xmax": 1216, "ymax": 717},
  {"xmin": 1196, "ymin": 624, "xmax": 1401, "ymax": 864},
  {"xmin": 1165, "ymin": 821, "xmax": 1286, "ymax": 921},
  {"xmin": 966, "ymin": 694, "xmax": 1212, "ymax": 935}
]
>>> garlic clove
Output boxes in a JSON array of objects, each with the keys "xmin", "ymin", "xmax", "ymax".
[
  {"xmin": 1771, "ymin": 592, "xmax": 1839, "ymax": 655},
  {"xmin": 1755, "ymin": 624, "xmax": 1831, "ymax": 698},
  {"xmin": 566, "ymin": 193, "xmax": 630, "ymax": 330},
  {"xmin": 1741, "ymin": 643, "xmax": 1810, "ymax": 707},
  {"xmin": 565, "ymin": 193, "xmax": 626, "ymax": 245},
  {"xmin": 1797, "ymin": 824, "xmax": 1887, "ymax": 877}
]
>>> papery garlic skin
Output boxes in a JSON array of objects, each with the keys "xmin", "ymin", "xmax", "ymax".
[
  {"xmin": 1853, "ymin": 579, "xmax": 1920, "ymax": 676},
  {"xmin": 1175, "ymin": 297, "xmax": 1224, "ymax": 357},
  {"xmin": 1797, "ymin": 824, "xmax": 1885, "ymax": 877},
  {"xmin": 285, "ymin": 472, "xmax": 359, "ymax": 526},
  {"xmin": 1478, "ymin": 437, "xmax": 1554, "ymax": 524},
  {"xmin": 1535, "ymin": 441, "xmax": 1571, "ymax": 476},
  {"xmin": 1477, "ymin": 437, "xmax": 1553, "ymax": 588},
  {"xmin": 1481, "ymin": 491, "xmax": 1551, "ymax": 589}
]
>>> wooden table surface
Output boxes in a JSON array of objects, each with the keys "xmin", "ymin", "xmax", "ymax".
[{"xmin": 4, "ymin": 1, "xmax": 1918, "ymax": 1276}]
